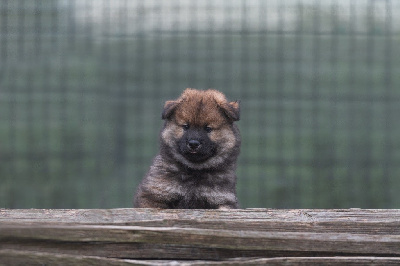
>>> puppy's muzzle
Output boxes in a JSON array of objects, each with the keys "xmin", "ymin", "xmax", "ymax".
[{"xmin": 187, "ymin": 139, "xmax": 201, "ymax": 152}]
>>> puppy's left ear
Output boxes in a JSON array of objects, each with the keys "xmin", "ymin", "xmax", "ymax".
[
  {"xmin": 219, "ymin": 100, "xmax": 240, "ymax": 122},
  {"xmin": 161, "ymin": 100, "xmax": 180, "ymax": 120}
]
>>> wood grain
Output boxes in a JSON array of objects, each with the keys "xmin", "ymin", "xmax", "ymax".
[{"xmin": 1, "ymin": 208, "xmax": 399, "ymax": 265}]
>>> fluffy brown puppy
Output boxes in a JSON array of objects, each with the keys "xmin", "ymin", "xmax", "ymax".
[{"xmin": 134, "ymin": 88, "xmax": 241, "ymax": 209}]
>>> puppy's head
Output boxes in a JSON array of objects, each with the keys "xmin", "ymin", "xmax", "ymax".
[{"xmin": 161, "ymin": 88, "xmax": 240, "ymax": 169}]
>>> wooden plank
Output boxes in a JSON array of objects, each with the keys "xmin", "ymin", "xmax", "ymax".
[
  {"xmin": 1, "ymin": 223, "xmax": 400, "ymax": 256},
  {"xmin": 3, "ymin": 208, "xmax": 400, "ymax": 224},
  {"xmin": 0, "ymin": 250, "xmax": 136, "ymax": 266},
  {"xmin": 1, "ymin": 250, "xmax": 400, "ymax": 266},
  {"xmin": 1, "ymin": 209, "xmax": 400, "ymax": 263},
  {"xmin": 1, "ymin": 208, "xmax": 400, "ymax": 234}
]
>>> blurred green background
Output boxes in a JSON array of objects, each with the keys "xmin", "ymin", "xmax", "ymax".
[{"xmin": 1, "ymin": 0, "xmax": 400, "ymax": 209}]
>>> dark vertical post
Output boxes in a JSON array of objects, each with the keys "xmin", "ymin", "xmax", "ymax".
[
  {"xmin": 311, "ymin": 0, "xmax": 321, "ymax": 207},
  {"xmin": 293, "ymin": 0, "xmax": 304, "ymax": 208},
  {"xmin": 329, "ymin": 0, "xmax": 339, "ymax": 207},
  {"xmin": 347, "ymin": 0, "xmax": 356, "ymax": 206},
  {"xmin": 383, "ymin": 0, "xmax": 393, "ymax": 207},
  {"xmin": 114, "ymin": 0, "xmax": 129, "ymax": 205},
  {"xmin": 363, "ymin": 0, "xmax": 375, "ymax": 207}
]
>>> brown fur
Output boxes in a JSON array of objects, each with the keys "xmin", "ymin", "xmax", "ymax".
[{"xmin": 134, "ymin": 89, "xmax": 241, "ymax": 209}]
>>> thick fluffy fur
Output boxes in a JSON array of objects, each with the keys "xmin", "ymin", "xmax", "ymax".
[{"xmin": 134, "ymin": 89, "xmax": 241, "ymax": 209}]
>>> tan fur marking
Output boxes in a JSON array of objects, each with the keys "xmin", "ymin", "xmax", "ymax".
[
  {"xmin": 161, "ymin": 122, "xmax": 184, "ymax": 147},
  {"xmin": 210, "ymin": 126, "xmax": 236, "ymax": 149},
  {"xmin": 173, "ymin": 88, "xmax": 232, "ymax": 128},
  {"xmin": 229, "ymin": 101, "xmax": 239, "ymax": 110}
]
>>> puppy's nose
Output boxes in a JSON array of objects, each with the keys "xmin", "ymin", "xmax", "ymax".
[{"xmin": 187, "ymin": 139, "xmax": 201, "ymax": 150}]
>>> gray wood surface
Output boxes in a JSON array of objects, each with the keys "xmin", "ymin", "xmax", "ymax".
[{"xmin": 1, "ymin": 208, "xmax": 399, "ymax": 265}]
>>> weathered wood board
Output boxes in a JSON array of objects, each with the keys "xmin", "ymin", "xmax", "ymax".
[{"xmin": 1, "ymin": 208, "xmax": 400, "ymax": 265}]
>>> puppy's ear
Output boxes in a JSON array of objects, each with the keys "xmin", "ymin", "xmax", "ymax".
[
  {"xmin": 219, "ymin": 100, "xmax": 240, "ymax": 122},
  {"xmin": 161, "ymin": 100, "xmax": 180, "ymax": 120}
]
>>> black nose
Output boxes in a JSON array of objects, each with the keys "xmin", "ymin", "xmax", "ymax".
[{"xmin": 187, "ymin": 139, "xmax": 201, "ymax": 150}]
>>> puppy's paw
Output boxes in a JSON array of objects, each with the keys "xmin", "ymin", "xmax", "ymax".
[{"xmin": 218, "ymin": 205, "xmax": 232, "ymax": 210}]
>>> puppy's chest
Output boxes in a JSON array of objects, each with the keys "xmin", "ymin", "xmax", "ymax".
[
  {"xmin": 179, "ymin": 171, "xmax": 204, "ymax": 183},
  {"xmin": 177, "ymin": 173, "xmax": 219, "ymax": 194},
  {"xmin": 170, "ymin": 173, "xmax": 220, "ymax": 208}
]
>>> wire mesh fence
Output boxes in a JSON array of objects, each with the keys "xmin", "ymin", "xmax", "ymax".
[{"xmin": 1, "ymin": 0, "xmax": 400, "ymax": 209}]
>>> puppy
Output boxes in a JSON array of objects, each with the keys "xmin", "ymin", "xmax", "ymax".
[{"xmin": 134, "ymin": 89, "xmax": 241, "ymax": 209}]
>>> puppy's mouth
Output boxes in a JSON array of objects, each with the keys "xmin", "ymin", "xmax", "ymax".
[
  {"xmin": 181, "ymin": 147, "xmax": 216, "ymax": 163},
  {"xmin": 188, "ymin": 147, "xmax": 201, "ymax": 154},
  {"xmin": 184, "ymin": 149, "xmax": 207, "ymax": 160}
]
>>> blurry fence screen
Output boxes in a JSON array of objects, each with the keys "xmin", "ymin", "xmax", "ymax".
[{"xmin": 1, "ymin": 0, "xmax": 400, "ymax": 209}]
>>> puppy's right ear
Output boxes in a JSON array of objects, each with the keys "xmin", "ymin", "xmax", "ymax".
[
  {"xmin": 218, "ymin": 100, "xmax": 240, "ymax": 122},
  {"xmin": 161, "ymin": 100, "xmax": 180, "ymax": 120}
]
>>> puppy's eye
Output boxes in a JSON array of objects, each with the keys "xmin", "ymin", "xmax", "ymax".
[
  {"xmin": 204, "ymin": 126, "xmax": 212, "ymax": 133},
  {"xmin": 182, "ymin": 124, "xmax": 190, "ymax": 131}
]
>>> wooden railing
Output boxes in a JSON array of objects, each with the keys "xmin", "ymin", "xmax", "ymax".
[{"xmin": 1, "ymin": 208, "xmax": 400, "ymax": 265}]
